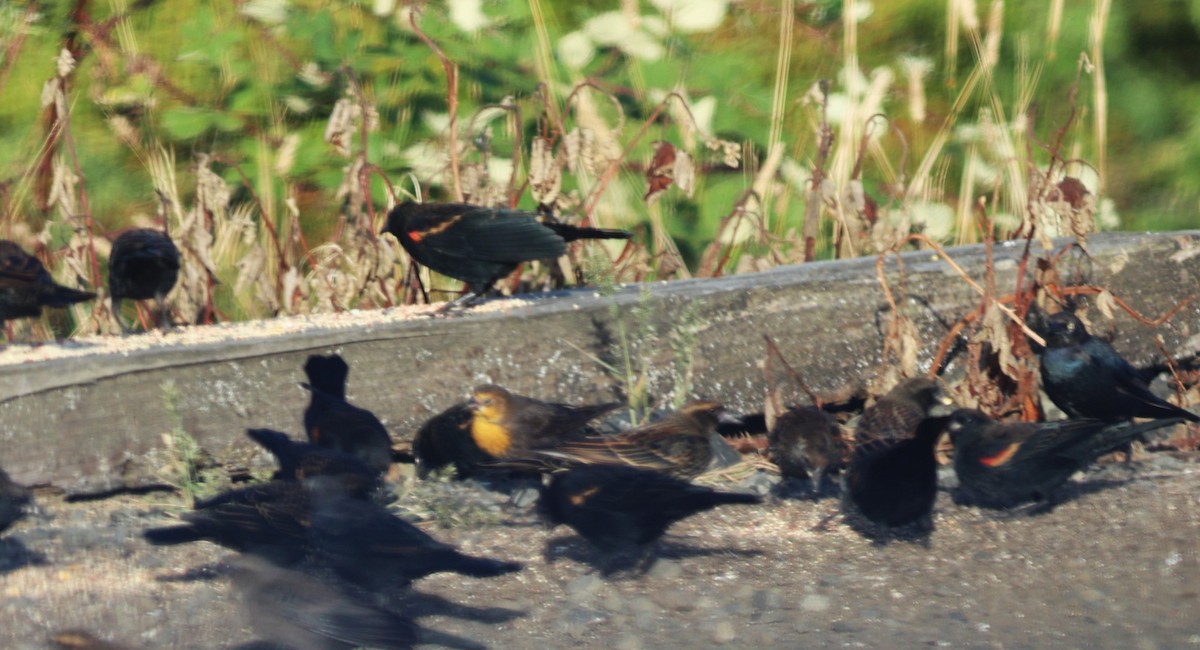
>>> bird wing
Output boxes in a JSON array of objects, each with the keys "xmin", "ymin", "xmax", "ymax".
[
  {"xmin": 0, "ymin": 242, "xmax": 47, "ymax": 288},
  {"xmin": 404, "ymin": 208, "xmax": 567, "ymax": 262}
]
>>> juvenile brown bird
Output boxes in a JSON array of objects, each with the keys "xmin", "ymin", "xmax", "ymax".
[
  {"xmin": 108, "ymin": 227, "xmax": 180, "ymax": 332},
  {"xmin": 382, "ymin": 201, "xmax": 632, "ymax": 309},
  {"xmin": 538, "ymin": 463, "xmax": 761, "ymax": 571},
  {"xmin": 0, "ymin": 240, "xmax": 95, "ymax": 332},
  {"xmin": 467, "ymin": 384, "xmax": 619, "ymax": 458},
  {"xmin": 948, "ymin": 409, "xmax": 1186, "ymax": 509},
  {"xmin": 230, "ymin": 555, "xmax": 486, "ymax": 650},
  {"xmin": 767, "ymin": 405, "xmax": 846, "ymax": 496},
  {"xmin": 537, "ymin": 401, "xmax": 742, "ymax": 480},
  {"xmin": 303, "ymin": 354, "xmax": 394, "ymax": 475},
  {"xmin": 855, "ymin": 377, "xmax": 951, "ymax": 445},
  {"xmin": 246, "ymin": 428, "xmax": 380, "ymax": 498},
  {"xmin": 0, "ymin": 466, "xmax": 32, "ymax": 535}
]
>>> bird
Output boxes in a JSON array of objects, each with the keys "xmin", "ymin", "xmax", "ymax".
[
  {"xmin": 229, "ymin": 555, "xmax": 486, "ymax": 650},
  {"xmin": 538, "ymin": 464, "xmax": 761, "ymax": 571},
  {"xmin": 0, "ymin": 466, "xmax": 32, "ymax": 535},
  {"xmin": 382, "ymin": 201, "xmax": 632, "ymax": 309},
  {"xmin": 947, "ymin": 408, "xmax": 1186, "ymax": 509},
  {"xmin": 467, "ymin": 384, "xmax": 619, "ymax": 458},
  {"xmin": 410, "ymin": 402, "xmax": 490, "ymax": 478},
  {"xmin": 245, "ymin": 428, "xmax": 380, "ymax": 498},
  {"xmin": 843, "ymin": 415, "xmax": 951, "ymax": 530},
  {"xmin": 302, "ymin": 354, "xmax": 394, "ymax": 475},
  {"xmin": 1036, "ymin": 310, "xmax": 1199, "ymax": 423},
  {"xmin": 854, "ymin": 377, "xmax": 953, "ymax": 445},
  {"xmin": 767, "ymin": 405, "xmax": 846, "ymax": 496},
  {"xmin": 0, "ymin": 239, "xmax": 95, "ymax": 333},
  {"xmin": 107, "ymin": 227, "xmax": 180, "ymax": 332},
  {"xmin": 533, "ymin": 401, "xmax": 743, "ymax": 480}
]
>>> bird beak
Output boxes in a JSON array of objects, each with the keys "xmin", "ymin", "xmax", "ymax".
[
  {"xmin": 717, "ymin": 410, "xmax": 745, "ymax": 426},
  {"xmin": 929, "ymin": 392, "xmax": 956, "ymax": 417},
  {"xmin": 467, "ymin": 398, "xmax": 481, "ymax": 413}
]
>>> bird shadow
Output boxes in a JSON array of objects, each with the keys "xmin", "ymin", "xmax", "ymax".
[
  {"xmin": 542, "ymin": 534, "xmax": 763, "ymax": 577},
  {"xmin": 955, "ymin": 475, "xmax": 1136, "ymax": 519},
  {"xmin": 771, "ymin": 476, "xmax": 842, "ymax": 501},
  {"xmin": 391, "ymin": 588, "xmax": 526, "ymax": 624},
  {"xmin": 0, "ymin": 537, "xmax": 48, "ymax": 575}
]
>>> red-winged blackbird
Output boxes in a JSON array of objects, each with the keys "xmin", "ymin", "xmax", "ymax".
[
  {"xmin": 767, "ymin": 405, "xmax": 846, "ymax": 496},
  {"xmin": 1036, "ymin": 311, "xmax": 1199, "ymax": 423},
  {"xmin": 467, "ymin": 384, "xmax": 619, "ymax": 458},
  {"xmin": 844, "ymin": 415, "xmax": 951, "ymax": 530},
  {"xmin": 303, "ymin": 354, "xmax": 394, "ymax": 475},
  {"xmin": 49, "ymin": 630, "xmax": 136, "ymax": 650},
  {"xmin": 382, "ymin": 201, "xmax": 632, "ymax": 308},
  {"xmin": 246, "ymin": 428, "xmax": 380, "ymax": 498},
  {"xmin": 538, "ymin": 464, "xmax": 761, "ymax": 568},
  {"xmin": 535, "ymin": 401, "xmax": 741, "ymax": 480},
  {"xmin": 108, "ymin": 228, "xmax": 180, "ymax": 332},
  {"xmin": 0, "ymin": 466, "xmax": 31, "ymax": 535},
  {"xmin": 230, "ymin": 555, "xmax": 486, "ymax": 650},
  {"xmin": 948, "ymin": 408, "xmax": 1186, "ymax": 508},
  {"xmin": 144, "ymin": 477, "xmax": 522, "ymax": 588},
  {"xmin": 855, "ymin": 377, "xmax": 952, "ymax": 445},
  {"xmin": 0, "ymin": 240, "xmax": 95, "ymax": 331}
]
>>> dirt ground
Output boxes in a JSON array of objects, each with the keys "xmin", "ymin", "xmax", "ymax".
[{"xmin": 2, "ymin": 454, "xmax": 1199, "ymax": 650}]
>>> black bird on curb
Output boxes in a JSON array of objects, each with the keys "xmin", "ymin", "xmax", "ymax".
[
  {"xmin": 246, "ymin": 428, "xmax": 380, "ymax": 498},
  {"xmin": 844, "ymin": 415, "xmax": 951, "ymax": 530},
  {"xmin": 108, "ymin": 227, "xmax": 180, "ymax": 332},
  {"xmin": 538, "ymin": 464, "xmax": 761, "ymax": 572},
  {"xmin": 382, "ymin": 201, "xmax": 632, "ymax": 310},
  {"xmin": 230, "ymin": 555, "xmax": 487, "ymax": 650},
  {"xmin": 948, "ymin": 408, "xmax": 1186, "ymax": 509},
  {"xmin": 534, "ymin": 401, "xmax": 741, "ymax": 480},
  {"xmin": 0, "ymin": 466, "xmax": 32, "ymax": 535},
  {"xmin": 767, "ymin": 405, "xmax": 846, "ymax": 496},
  {"xmin": 303, "ymin": 354, "xmax": 394, "ymax": 475},
  {"xmin": 1036, "ymin": 310, "xmax": 1199, "ymax": 423},
  {"xmin": 0, "ymin": 240, "xmax": 95, "ymax": 333}
]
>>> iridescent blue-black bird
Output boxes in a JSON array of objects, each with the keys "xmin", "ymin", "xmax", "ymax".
[
  {"xmin": 108, "ymin": 228, "xmax": 180, "ymax": 332},
  {"xmin": 948, "ymin": 408, "xmax": 1186, "ymax": 508},
  {"xmin": 1037, "ymin": 311, "xmax": 1198, "ymax": 423},
  {"xmin": 302, "ymin": 354, "xmax": 394, "ymax": 475},
  {"xmin": 0, "ymin": 240, "xmax": 95, "ymax": 332}
]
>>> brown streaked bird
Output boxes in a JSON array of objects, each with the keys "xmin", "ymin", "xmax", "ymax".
[
  {"xmin": 382, "ymin": 201, "xmax": 632, "ymax": 310},
  {"xmin": 302, "ymin": 353, "xmax": 394, "ymax": 475},
  {"xmin": 535, "ymin": 401, "xmax": 742, "ymax": 480},
  {"xmin": 0, "ymin": 240, "xmax": 95, "ymax": 333},
  {"xmin": 108, "ymin": 227, "xmax": 180, "ymax": 332},
  {"xmin": 855, "ymin": 377, "xmax": 952, "ymax": 445},
  {"xmin": 767, "ymin": 405, "xmax": 846, "ymax": 496},
  {"xmin": 467, "ymin": 384, "xmax": 619, "ymax": 458}
]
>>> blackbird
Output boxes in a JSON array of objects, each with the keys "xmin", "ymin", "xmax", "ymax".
[
  {"xmin": 0, "ymin": 240, "xmax": 95, "ymax": 331},
  {"xmin": 948, "ymin": 408, "xmax": 1186, "ymax": 508},
  {"xmin": 108, "ymin": 228, "xmax": 180, "ymax": 332},
  {"xmin": 230, "ymin": 555, "xmax": 486, "ymax": 650},
  {"xmin": 303, "ymin": 354, "xmax": 394, "ymax": 475},
  {"xmin": 410, "ymin": 402, "xmax": 489, "ymax": 478},
  {"xmin": 844, "ymin": 415, "xmax": 951, "ymax": 529},
  {"xmin": 0, "ymin": 466, "xmax": 31, "ymax": 534},
  {"xmin": 538, "ymin": 464, "xmax": 761, "ymax": 569},
  {"xmin": 382, "ymin": 201, "xmax": 631, "ymax": 309},
  {"xmin": 467, "ymin": 384, "xmax": 618, "ymax": 458},
  {"xmin": 767, "ymin": 405, "xmax": 845, "ymax": 496},
  {"xmin": 246, "ymin": 428, "xmax": 380, "ymax": 498},
  {"xmin": 1037, "ymin": 311, "xmax": 1199, "ymax": 423},
  {"xmin": 535, "ymin": 401, "xmax": 741, "ymax": 480}
]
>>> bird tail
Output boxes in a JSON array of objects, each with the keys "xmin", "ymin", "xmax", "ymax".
[
  {"xmin": 451, "ymin": 553, "xmax": 524, "ymax": 578},
  {"xmin": 1080, "ymin": 417, "xmax": 1187, "ymax": 459},
  {"xmin": 543, "ymin": 222, "xmax": 633, "ymax": 243},
  {"xmin": 142, "ymin": 524, "xmax": 204, "ymax": 545},
  {"xmin": 42, "ymin": 286, "xmax": 96, "ymax": 307}
]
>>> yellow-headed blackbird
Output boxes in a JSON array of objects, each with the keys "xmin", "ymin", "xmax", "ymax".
[
  {"xmin": 948, "ymin": 409, "xmax": 1186, "ymax": 508},
  {"xmin": 302, "ymin": 353, "xmax": 394, "ymax": 475},
  {"xmin": 108, "ymin": 228, "xmax": 180, "ymax": 332},
  {"xmin": 767, "ymin": 405, "xmax": 846, "ymax": 496},
  {"xmin": 536, "ymin": 401, "xmax": 740, "ymax": 480},
  {"xmin": 467, "ymin": 384, "xmax": 619, "ymax": 458},
  {"xmin": 246, "ymin": 428, "xmax": 379, "ymax": 498},
  {"xmin": 382, "ymin": 201, "xmax": 632, "ymax": 308},
  {"xmin": 844, "ymin": 415, "xmax": 951, "ymax": 529},
  {"xmin": 855, "ymin": 377, "xmax": 952, "ymax": 445},
  {"xmin": 0, "ymin": 466, "xmax": 31, "ymax": 534},
  {"xmin": 230, "ymin": 555, "xmax": 486, "ymax": 650},
  {"xmin": 0, "ymin": 240, "xmax": 95, "ymax": 331},
  {"xmin": 49, "ymin": 630, "xmax": 136, "ymax": 650},
  {"xmin": 1037, "ymin": 311, "xmax": 1199, "ymax": 422},
  {"xmin": 539, "ymin": 464, "xmax": 761, "ymax": 567}
]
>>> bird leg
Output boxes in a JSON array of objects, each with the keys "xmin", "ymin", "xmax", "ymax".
[
  {"xmin": 111, "ymin": 297, "xmax": 133, "ymax": 335},
  {"xmin": 155, "ymin": 293, "xmax": 174, "ymax": 331},
  {"xmin": 432, "ymin": 289, "xmax": 488, "ymax": 316}
]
